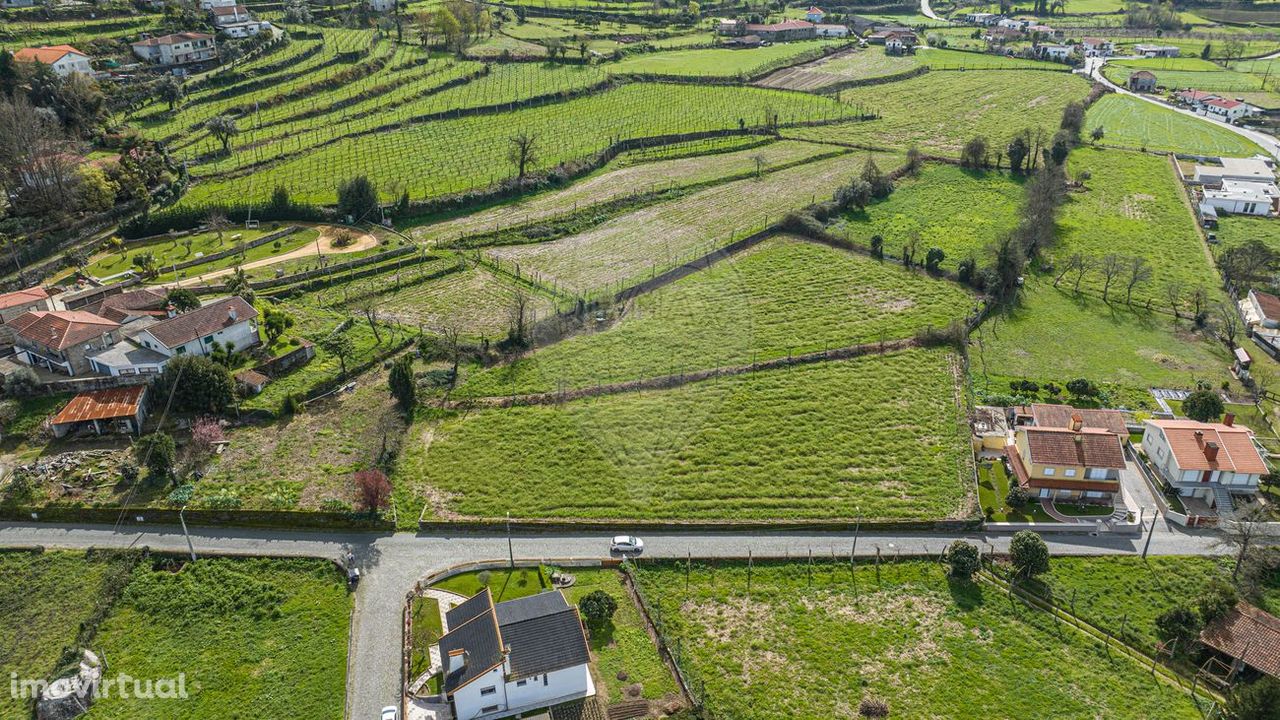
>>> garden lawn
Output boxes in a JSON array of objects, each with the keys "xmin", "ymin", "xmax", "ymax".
[
  {"xmin": 1084, "ymin": 94, "xmax": 1263, "ymax": 157},
  {"xmin": 0, "ymin": 550, "xmax": 128, "ymax": 720},
  {"xmin": 485, "ymin": 152, "xmax": 892, "ymax": 297},
  {"xmin": 1053, "ymin": 147, "xmax": 1223, "ymax": 309},
  {"xmin": 409, "ymin": 140, "xmax": 835, "ymax": 244},
  {"xmin": 458, "ymin": 235, "xmax": 977, "ymax": 396},
  {"xmin": 1215, "ymin": 214, "xmax": 1280, "ymax": 254},
  {"xmin": 409, "ymin": 595, "xmax": 443, "ymax": 680},
  {"xmin": 84, "ymin": 557, "xmax": 350, "ymax": 720},
  {"xmin": 610, "ymin": 41, "xmax": 843, "ymax": 77},
  {"xmin": 373, "ymin": 265, "xmax": 558, "ymax": 339},
  {"xmin": 632, "ymin": 560, "xmax": 1205, "ymax": 720},
  {"xmin": 829, "ymin": 163, "xmax": 1024, "ymax": 271},
  {"xmin": 784, "ymin": 70, "xmax": 1092, "ymax": 156},
  {"xmin": 977, "ymin": 461, "xmax": 1055, "ymax": 522},
  {"xmin": 978, "ymin": 278, "xmax": 1232, "ymax": 407},
  {"xmin": 432, "ymin": 567, "xmax": 551, "ymax": 602},
  {"xmin": 561, "ymin": 569, "xmax": 677, "ymax": 705},
  {"xmin": 398, "ymin": 348, "xmax": 973, "ymax": 521},
  {"xmin": 82, "ymin": 226, "xmax": 312, "ymax": 280}
]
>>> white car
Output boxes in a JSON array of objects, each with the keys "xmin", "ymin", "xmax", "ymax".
[
  {"xmin": 611, "ymin": 535, "xmax": 645, "ymax": 555},
  {"xmin": 380, "ymin": 707, "xmax": 398, "ymax": 720}
]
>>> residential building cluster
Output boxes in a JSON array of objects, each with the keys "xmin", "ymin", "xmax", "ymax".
[{"xmin": 1190, "ymin": 156, "xmax": 1279, "ymax": 219}]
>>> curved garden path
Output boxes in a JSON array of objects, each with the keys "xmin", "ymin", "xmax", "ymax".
[{"xmin": 174, "ymin": 224, "xmax": 379, "ymax": 288}]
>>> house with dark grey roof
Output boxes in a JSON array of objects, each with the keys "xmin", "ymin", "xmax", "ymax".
[
  {"xmin": 438, "ymin": 588, "xmax": 594, "ymax": 719},
  {"xmin": 132, "ymin": 296, "xmax": 259, "ymax": 359}
]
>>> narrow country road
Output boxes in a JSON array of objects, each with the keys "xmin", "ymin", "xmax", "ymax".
[
  {"xmin": 920, "ymin": 0, "xmax": 942, "ymax": 21},
  {"xmin": 0, "ymin": 519, "xmax": 1236, "ymax": 718},
  {"xmin": 1086, "ymin": 56, "xmax": 1280, "ymax": 161}
]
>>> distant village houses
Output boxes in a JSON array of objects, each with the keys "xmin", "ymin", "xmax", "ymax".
[{"xmin": 131, "ymin": 32, "xmax": 218, "ymax": 67}]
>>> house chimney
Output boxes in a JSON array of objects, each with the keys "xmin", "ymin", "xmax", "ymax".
[
  {"xmin": 228, "ymin": 307, "xmax": 237, "ymax": 322},
  {"xmin": 1070, "ymin": 413, "xmax": 1083, "ymax": 432},
  {"xmin": 1224, "ymin": 413, "xmax": 1235, "ymax": 427},
  {"xmin": 166, "ymin": 303, "xmax": 177, "ymax": 319},
  {"xmin": 1204, "ymin": 442, "xmax": 1220, "ymax": 462}
]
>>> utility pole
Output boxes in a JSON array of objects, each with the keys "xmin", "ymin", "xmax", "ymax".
[
  {"xmin": 179, "ymin": 505, "xmax": 196, "ymax": 562},
  {"xmin": 1142, "ymin": 516, "xmax": 1156, "ymax": 560},
  {"xmin": 506, "ymin": 511, "xmax": 514, "ymax": 569}
]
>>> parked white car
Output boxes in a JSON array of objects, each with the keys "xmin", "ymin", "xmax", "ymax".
[
  {"xmin": 380, "ymin": 706, "xmax": 398, "ymax": 720},
  {"xmin": 610, "ymin": 535, "xmax": 645, "ymax": 555}
]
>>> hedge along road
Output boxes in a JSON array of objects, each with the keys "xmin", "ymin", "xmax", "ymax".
[
  {"xmin": 1086, "ymin": 56, "xmax": 1280, "ymax": 161},
  {"xmin": 0, "ymin": 520, "xmax": 1238, "ymax": 718}
]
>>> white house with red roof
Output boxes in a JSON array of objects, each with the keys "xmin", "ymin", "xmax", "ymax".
[
  {"xmin": 12, "ymin": 45, "xmax": 92, "ymax": 77},
  {"xmin": 1081, "ymin": 37, "xmax": 1114, "ymax": 56},
  {"xmin": 805, "ymin": 6, "xmax": 824, "ymax": 22},
  {"xmin": 1142, "ymin": 416, "xmax": 1270, "ymax": 512},
  {"xmin": 131, "ymin": 32, "xmax": 218, "ymax": 66},
  {"xmin": 1203, "ymin": 97, "xmax": 1254, "ymax": 122}
]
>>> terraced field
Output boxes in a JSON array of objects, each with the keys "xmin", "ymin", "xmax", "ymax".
[
  {"xmin": 1084, "ymin": 94, "xmax": 1264, "ymax": 157},
  {"xmin": 398, "ymin": 347, "xmax": 973, "ymax": 521},
  {"xmin": 459, "ymin": 235, "xmax": 977, "ymax": 396},
  {"xmin": 411, "ymin": 140, "xmax": 837, "ymax": 244},
  {"xmin": 784, "ymin": 70, "xmax": 1092, "ymax": 156},
  {"xmin": 609, "ymin": 41, "xmax": 844, "ymax": 77},
  {"xmin": 485, "ymin": 151, "xmax": 890, "ymax": 297},
  {"xmin": 179, "ymin": 82, "xmax": 854, "ymax": 207},
  {"xmin": 373, "ymin": 265, "xmax": 559, "ymax": 338}
]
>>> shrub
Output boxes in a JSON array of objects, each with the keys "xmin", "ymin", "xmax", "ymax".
[
  {"xmin": 1182, "ymin": 389, "xmax": 1224, "ymax": 423},
  {"xmin": 1005, "ymin": 486, "xmax": 1032, "ymax": 508},
  {"xmin": 167, "ymin": 483, "xmax": 195, "ymax": 506},
  {"xmin": 353, "ymin": 468, "xmax": 391, "ymax": 514},
  {"xmin": 156, "ymin": 355, "xmax": 235, "ymax": 415},
  {"xmin": 388, "ymin": 354, "xmax": 417, "ymax": 412},
  {"xmin": 1009, "ymin": 530, "xmax": 1049, "ymax": 580},
  {"xmin": 1155, "ymin": 605, "xmax": 1201, "ymax": 648},
  {"xmin": 477, "ymin": 570, "xmax": 492, "ymax": 586},
  {"xmin": 1228, "ymin": 677, "xmax": 1280, "ymax": 720},
  {"xmin": 1196, "ymin": 578, "xmax": 1237, "ymax": 622},
  {"xmin": 133, "ymin": 432, "xmax": 176, "ymax": 483},
  {"xmin": 946, "ymin": 540, "xmax": 981, "ymax": 580},
  {"xmin": 578, "ymin": 589, "xmax": 618, "ymax": 628},
  {"xmin": 3, "ymin": 367, "xmax": 40, "ymax": 398},
  {"xmin": 320, "ymin": 498, "xmax": 352, "ymax": 513},
  {"xmin": 859, "ymin": 697, "xmax": 890, "ymax": 718},
  {"xmin": 1065, "ymin": 378, "xmax": 1098, "ymax": 398}
]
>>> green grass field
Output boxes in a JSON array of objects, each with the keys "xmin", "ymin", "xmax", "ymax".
[
  {"xmin": 830, "ymin": 163, "xmax": 1025, "ymax": 271},
  {"xmin": 784, "ymin": 70, "xmax": 1092, "ymax": 156},
  {"xmin": 373, "ymin": 264, "xmax": 559, "ymax": 339},
  {"xmin": 1084, "ymin": 94, "xmax": 1263, "ymax": 157},
  {"xmin": 632, "ymin": 559, "xmax": 1205, "ymax": 720},
  {"xmin": 85, "ymin": 557, "xmax": 350, "ymax": 720},
  {"xmin": 977, "ymin": 279, "xmax": 1232, "ymax": 406},
  {"xmin": 458, "ymin": 235, "xmax": 977, "ymax": 396},
  {"xmin": 409, "ymin": 140, "xmax": 835, "ymax": 245},
  {"xmin": 398, "ymin": 348, "xmax": 973, "ymax": 522},
  {"xmin": 610, "ymin": 41, "xmax": 842, "ymax": 77},
  {"xmin": 82, "ymin": 226, "xmax": 312, "ymax": 280},
  {"xmin": 1052, "ymin": 148, "xmax": 1223, "ymax": 308},
  {"xmin": 485, "ymin": 151, "xmax": 885, "ymax": 297},
  {"xmin": 1215, "ymin": 214, "xmax": 1280, "ymax": 254}
]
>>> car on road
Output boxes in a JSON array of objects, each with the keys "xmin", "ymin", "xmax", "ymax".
[
  {"xmin": 610, "ymin": 535, "xmax": 644, "ymax": 554},
  {"xmin": 380, "ymin": 706, "xmax": 398, "ymax": 720}
]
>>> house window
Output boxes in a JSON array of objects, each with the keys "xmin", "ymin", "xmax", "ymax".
[
  {"xmin": 1064, "ymin": 468, "xmax": 1077, "ymax": 477},
  {"xmin": 1085, "ymin": 491, "xmax": 1105, "ymax": 498},
  {"xmin": 482, "ymin": 706, "xmax": 500, "ymax": 714},
  {"xmin": 175, "ymin": 346, "xmax": 186, "ymax": 354},
  {"xmin": 480, "ymin": 686, "xmax": 496, "ymax": 697},
  {"xmin": 543, "ymin": 674, "xmax": 549, "ymax": 686},
  {"xmin": 1039, "ymin": 488, "xmax": 1050, "ymax": 498},
  {"xmin": 516, "ymin": 679, "xmax": 527, "ymax": 687},
  {"xmin": 1043, "ymin": 467, "xmax": 1055, "ymax": 476},
  {"xmin": 204, "ymin": 336, "xmax": 214, "ymax": 344}
]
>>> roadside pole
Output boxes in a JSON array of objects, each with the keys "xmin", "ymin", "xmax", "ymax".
[{"xmin": 179, "ymin": 505, "xmax": 196, "ymax": 562}]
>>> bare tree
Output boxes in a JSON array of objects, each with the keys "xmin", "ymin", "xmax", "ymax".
[
  {"xmin": 1216, "ymin": 301, "xmax": 1241, "ymax": 347},
  {"xmin": 1190, "ymin": 286, "xmax": 1209, "ymax": 321},
  {"xmin": 1164, "ymin": 280, "xmax": 1184, "ymax": 319},
  {"xmin": 441, "ymin": 323, "xmax": 462, "ymax": 380},
  {"xmin": 358, "ymin": 300, "xmax": 382, "ymax": 344},
  {"xmin": 752, "ymin": 154, "xmax": 766, "ymax": 179},
  {"xmin": 1100, "ymin": 253, "xmax": 1124, "ymax": 302},
  {"xmin": 507, "ymin": 130, "xmax": 539, "ymax": 181},
  {"xmin": 0, "ymin": 95, "xmax": 78, "ymax": 214},
  {"xmin": 1054, "ymin": 253, "xmax": 1083, "ymax": 288},
  {"xmin": 1071, "ymin": 254, "xmax": 1095, "ymax": 293},
  {"xmin": 1124, "ymin": 256, "xmax": 1153, "ymax": 305},
  {"xmin": 206, "ymin": 210, "xmax": 230, "ymax": 246},
  {"xmin": 1219, "ymin": 505, "xmax": 1268, "ymax": 583},
  {"xmin": 508, "ymin": 288, "xmax": 529, "ymax": 343}
]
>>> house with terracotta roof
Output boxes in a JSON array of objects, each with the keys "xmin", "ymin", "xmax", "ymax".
[
  {"xmin": 437, "ymin": 588, "xmax": 594, "ymax": 720},
  {"xmin": 12, "ymin": 45, "xmax": 93, "ymax": 77},
  {"xmin": 49, "ymin": 386, "xmax": 148, "ymax": 438},
  {"xmin": 1013, "ymin": 403, "xmax": 1128, "ymax": 436},
  {"xmin": 1242, "ymin": 289, "xmax": 1280, "ymax": 332},
  {"xmin": 1007, "ymin": 420, "xmax": 1127, "ymax": 504},
  {"xmin": 0, "ymin": 286, "xmax": 52, "ymax": 348},
  {"xmin": 1204, "ymin": 97, "xmax": 1255, "ymax": 122},
  {"xmin": 8, "ymin": 310, "xmax": 122, "ymax": 376},
  {"xmin": 883, "ymin": 30, "xmax": 918, "ymax": 55},
  {"xmin": 132, "ymin": 296, "xmax": 259, "ymax": 359},
  {"xmin": 1200, "ymin": 602, "xmax": 1280, "ymax": 682},
  {"xmin": 1081, "ymin": 37, "xmax": 1113, "ymax": 56},
  {"xmin": 83, "ymin": 287, "xmax": 171, "ymax": 324},
  {"xmin": 1142, "ymin": 417, "xmax": 1269, "ymax": 512},
  {"xmin": 805, "ymin": 6, "xmax": 824, "ymax": 22},
  {"xmin": 1176, "ymin": 89, "xmax": 1221, "ymax": 109},
  {"xmin": 744, "ymin": 19, "xmax": 816, "ymax": 41},
  {"xmin": 1128, "ymin": 70, "xmax": 1157, "ymax": 92},
  {"xmin": 131, "ymin": 32, "xmax": 217, "ymax": 66}
]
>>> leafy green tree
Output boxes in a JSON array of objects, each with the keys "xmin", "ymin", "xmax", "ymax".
[
  {"xmin": 321, "ymin": 333, "xmax": 355, "ymax": 376},
  {"xmin": 157, "ymin": 75, "xmax": 184, "ymax": 112},
  {"xmin": 0, "ymin": 50, "xmax": 19, "ymax": 99},
  {"xmin": 946, "ymin": 540, "xmax": 981, "ymax": 580},
  {"xmin": 925, "ymin": 247, "xmax": 945, "ymax": 273},
  {"xmin": 578, "ymin": 589, "xmax": 618, "ymax": 628},
  {"xmin": 1196, "ymin": 578, "xmax": 1238, "ymax": 622},
  {"xmin": 158, "ymin": 355, "xmax": 236, "ymax": 414},
  {"xmin": 263, "ymin": 306, "xmax": 294, "ymax": 343},
  {"xmin": 388, "ymin": 354, "xmax": 416, "ymax": 413},
  {"xmin": 1009, "ymin": 530, "xmax": 1049, "ymax": 580},
  {"xmin": 1228, "ymin": 677, "xmax": 1280, "ymax": 720},
  {"xmin": 223, "ymin": 265, "xmax": 255, "ymax": 304},
  {"xmin": 337, "ymin": 176, "xmax": 379, "ymax": 222},
  {"xmin": 1182, "ymin": 389, "xmax": 1224, "ymax": 423},
  {"xmin": 205, "ymin": 115, "xmax": 239, "ymax": 155},
  {"xmin": 166, "ymin": 288, "xmax": 200, "ymax": 312},
  {"xmin": 134, "ymin": 432, "xmax": 176, "ymax": 483},
  {"xmin": 1155, "ymin": 605, "xmax": 1201, "ymax": 649}
]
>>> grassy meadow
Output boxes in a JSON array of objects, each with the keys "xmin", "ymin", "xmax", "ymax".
[
  {"xmin": 1084, "ymin": 94, "xmax": 1263, "ymax": 157},
  {"xmin": 633, "ymin": 559, "xmax": 1205, "ymax": 720},
  {"xmin": 398, "ymin": 348, "xmax": 973, "ymax": 522},
  {"xmin": 459, "ymin": 235, "xmax": 977, "ymax": 396}
]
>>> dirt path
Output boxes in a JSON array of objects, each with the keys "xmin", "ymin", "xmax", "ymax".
[{"xmin": 174, "ymin": 224, "xmax": 380, "ymax": 288}]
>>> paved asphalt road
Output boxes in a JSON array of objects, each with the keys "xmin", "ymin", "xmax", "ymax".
[
  {"xmin": 0, "ymin": 519, "xmax": 1236, "ymax": 717},
  {"xmin": 1085, "ymin": 56, "xmax": 1280, "ymax": 161}
]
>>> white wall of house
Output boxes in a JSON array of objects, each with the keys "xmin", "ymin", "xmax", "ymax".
[
  {"xmin": 48, "ymin": 53, "xmax": 93, "ymax": 77},
  {"xmin": 134, "ymin": 318, "xmax": 259, "ymax": 358},
  {"xmin": 815, "ymin": 25, "xmax": 849, "ymax": 37},
  {"xmin": 200, "ymin": 0, "xmax": 236, "ymax": 8},
  {"xmin": 452, "ymin": 665, "xmax": 509, "ymax": 720},
  {"xmin": 1141, "ymin": 424, "xmax": 1262, "ymax": 497},
  {"xmin": 451, "ymin": 662, "xmax": 592, "ymax": 720}
]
